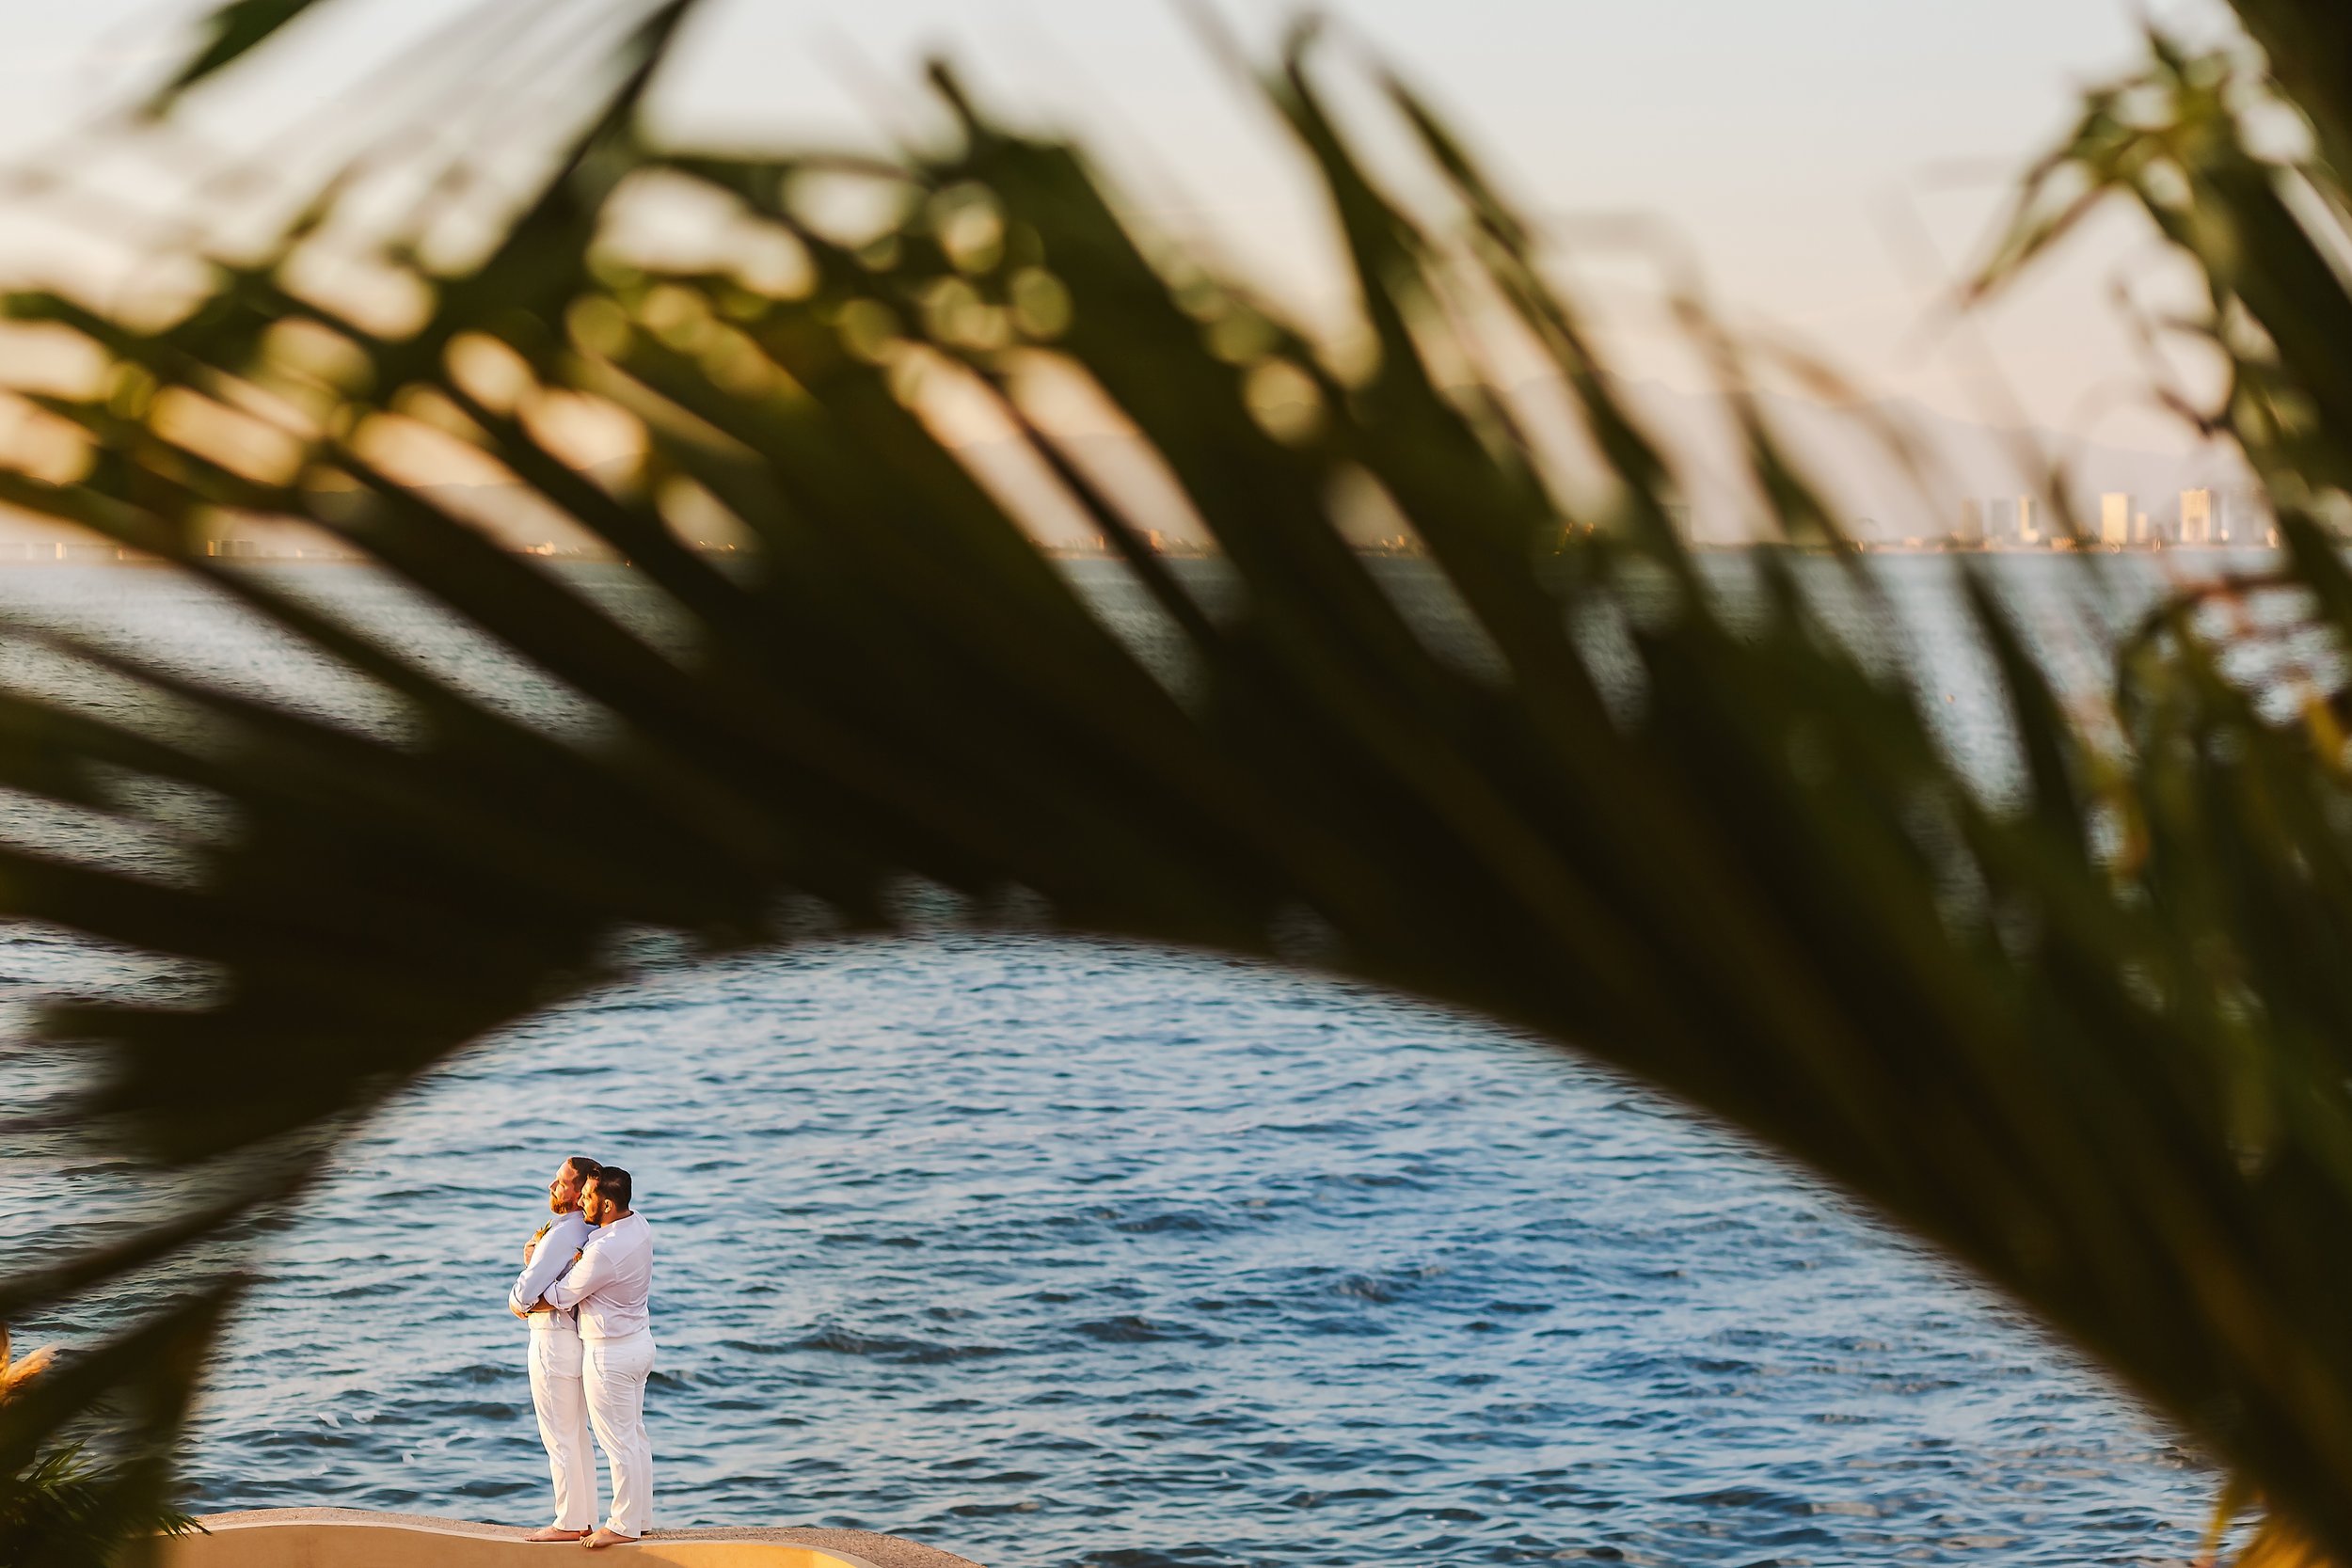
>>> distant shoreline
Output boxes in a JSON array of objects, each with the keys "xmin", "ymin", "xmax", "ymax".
[{"xmin": 0, "ymin": 540, "xmax": 2290, "ymax": 566}]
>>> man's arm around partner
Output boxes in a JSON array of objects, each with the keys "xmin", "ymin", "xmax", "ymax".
[{"xmin": 511, "ymin": 1211, "xmax": 591, "ymax": 1320}]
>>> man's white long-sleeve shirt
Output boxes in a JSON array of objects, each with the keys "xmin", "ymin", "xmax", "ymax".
[
  {"xmin": 547, "ymin": 1212, "xmax": 653, "ymax": 1339},
  {"xmin": 511, "ymin": 1211, "xmax": 594, "ymax": 1329}
]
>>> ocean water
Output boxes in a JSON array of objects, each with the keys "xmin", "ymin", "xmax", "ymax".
[{"xmin": 0, "ymin": 557, "xmax": 2258, "ymax": 1567}]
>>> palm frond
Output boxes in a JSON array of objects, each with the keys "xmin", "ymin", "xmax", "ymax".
[{"xmin": 10, "ymin": 3, "xmax": 2352, "ymax": 1563}]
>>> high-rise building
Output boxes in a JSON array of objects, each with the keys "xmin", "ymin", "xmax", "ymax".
[
  {"xmin": 2100, "ymin": 492, "xmax": 2133, "ymax": 546},
  {"xmin": 2017, "ymin": 495, "xmax": 2040, "ymax": 546},
  {"xmin": 1955, "ymin": 498, "xmax": 1985, "ymax": 546},
  {"xmin": 2180, "ymin": 487, "xmax": 2214, "ymax": 545},
  {"xmin": 1984, "ymin": 497, "xmax": 2017, "ymax": 545},
  {"xmin": 2220, "ymin": 483, "xmax": 2268, "ymax": 546}
]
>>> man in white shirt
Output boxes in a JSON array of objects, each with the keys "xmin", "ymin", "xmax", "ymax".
[
  {"xmin": 508, "ymin": 1156, "xmax": 602, "ymax": 1543},
  {"xmin": 539, "ymin": 1166, "xmax": 656, "ymax": 1549}
]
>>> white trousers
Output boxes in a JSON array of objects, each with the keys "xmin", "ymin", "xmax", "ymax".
[
  {"xmin": 526, "ymin": 1324, "xmax": 597, "ymax": 1530},
  {"xmin": 582, "ymin": 1329, "xmax": 656, "ymax": 1537}
]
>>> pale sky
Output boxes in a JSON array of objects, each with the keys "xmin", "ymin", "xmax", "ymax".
[{"xmin": 0, "ymin": 0, "xmax": 2245, "ymax": 454}]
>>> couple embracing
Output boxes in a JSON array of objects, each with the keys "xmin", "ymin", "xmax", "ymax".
[{"xmin": 510, "ymin": 1157, "xmax": 658, "ymax": 1546}]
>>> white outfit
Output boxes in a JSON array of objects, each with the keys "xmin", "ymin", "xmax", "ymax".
[
  {"xmin": 512, "ymin": 1211, "xmax": 597, "ymax": 1532},
  {"xmin": 548, "ymin": 1212, "xmax": 655, "ymax": 1538}
]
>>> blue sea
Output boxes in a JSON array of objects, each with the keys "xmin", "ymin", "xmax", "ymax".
[{"xmin": 0, "ymin": 559, "xmax": 2244, "ymax": 1567}]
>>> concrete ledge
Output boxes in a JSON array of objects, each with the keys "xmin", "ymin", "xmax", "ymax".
[{"xmin": 160, "ymin": 1510, "xmax": 990, "ymax": 1568}]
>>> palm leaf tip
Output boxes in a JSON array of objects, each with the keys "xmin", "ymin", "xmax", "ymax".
[{"xmin": 143, "ymin": 0, "xmax": 330, "ymax": 118}]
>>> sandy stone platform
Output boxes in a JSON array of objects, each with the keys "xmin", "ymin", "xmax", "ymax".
[{"xmin": 167, "ymin": 1509, "xmax": 990, "ymax": 1568}]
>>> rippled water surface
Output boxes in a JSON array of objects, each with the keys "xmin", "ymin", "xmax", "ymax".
[{"xmin": 2, "ymin": 561, "xmax": 2238, "ymax": 1567}]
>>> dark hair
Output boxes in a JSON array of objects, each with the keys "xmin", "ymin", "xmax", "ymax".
[
  {"xmin": 587, "ymin": 1166, "xmax": 632, "ymax": 1211},
  {"xmin": 564, "ymin": 1156, "xmax": 603, "ymax": 1181}
]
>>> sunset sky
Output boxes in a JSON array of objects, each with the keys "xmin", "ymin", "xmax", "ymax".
[{"xmin": 0, "ymin": 0, "xmax": 2241, "ymax": 457}]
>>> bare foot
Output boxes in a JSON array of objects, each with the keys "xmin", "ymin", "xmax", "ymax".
[
  {"xmin": 581, "ymin": 1529, "xmax": 640, "ymax": 1550},
  {"xmin": 526, "ymin": 1528, "xmax": 590, "ymax": 1543}
]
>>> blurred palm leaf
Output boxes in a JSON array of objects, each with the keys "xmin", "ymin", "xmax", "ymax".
[
  {"xmin": 142, "ymin": 0, "xmax": 330, "ymax": 114},
  {"xmin": 9, "ymin": 1, "xmax": 2352, "ymax": 1562}
]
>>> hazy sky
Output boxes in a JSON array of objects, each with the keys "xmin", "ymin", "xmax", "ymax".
[{"xmin": 0, "ymin": 0, "xmax": 2243, "ymax": 451}]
